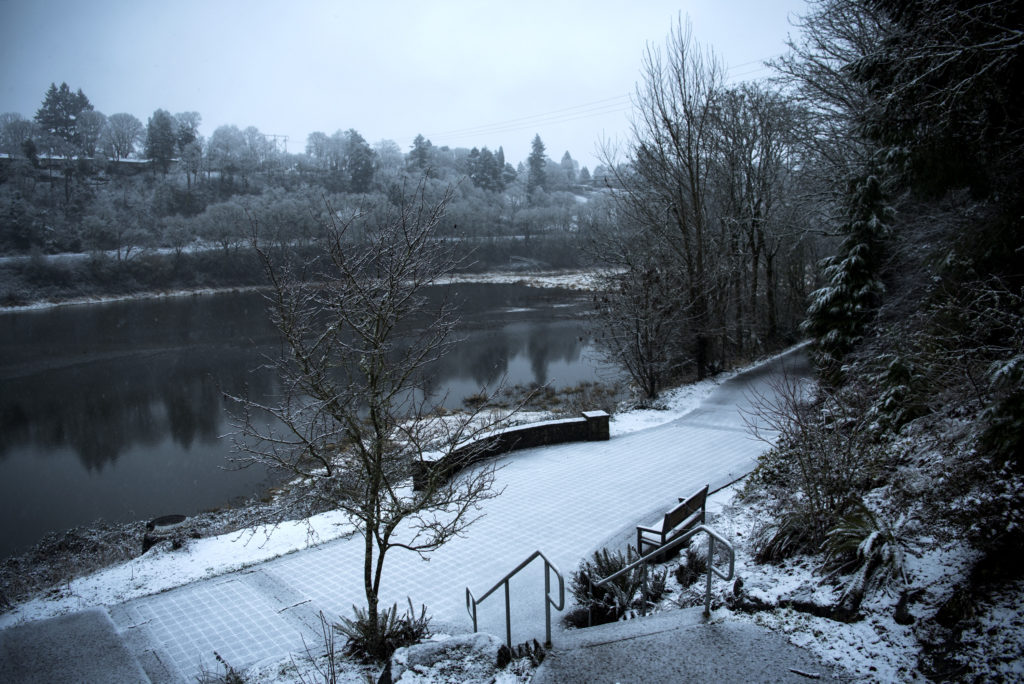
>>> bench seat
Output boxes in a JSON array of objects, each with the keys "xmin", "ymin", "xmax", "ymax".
[{"xmin": 636, "ymin": 484, "xmax": 709, "ymax": 557}]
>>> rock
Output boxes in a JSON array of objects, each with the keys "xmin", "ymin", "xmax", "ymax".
[
  {"xmin": 141, "ymin": 514, "xmax": 189, "ymax": 553},
  {"xmin": 390, "ymin": 633, "xmax": 504, "ymax": 681}
]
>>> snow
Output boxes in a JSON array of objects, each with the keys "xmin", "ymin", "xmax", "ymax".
[
  {"xmin": 8, "ymin": 341, "xmax": 1017, "ymax": 681},
  {"xmin": 0, "ymin": 349, "xmax": 780, "ymax": 632},
  {"xmin": 0, "ymin": 268, "xmax": 611, "ymax": 314},
  {"xmin": 441, "ymin": 269, "xmax": 611, "ymax": 292},
  {"xmin": 608, "ymin": 381, "xmax": 721, "ymax": 435},
  {"xmin": 240, "ymin": 632, "xmax": 537, "ymax": 683},
  {"xmin": 0, "ymin": 510, "xmax": 354, "ymax": 631}
]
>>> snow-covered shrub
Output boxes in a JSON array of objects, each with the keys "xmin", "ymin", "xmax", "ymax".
[
  {"xmin": 673, "ymin": 546, "xmax": 708, "ymax": 586},
  {"xmin": 335, "ymin": 599, "xmax": 431, "ymax": 663},
  {"xmin": 196, "ymin": 651, "xmax": 245, "ymax": 684},
  {"xmin": 822, "ymin": 501, "xmax": 909, "ymax": 608},
  {"xmin": 950, "ymin": 461, "xmax": 1024, "ymax": 556},
  {"xmin": 568, "ymin": 546, "xmax": 654, "ymax": 625},
  {"xmin": 746, "ymin": 377, "xmax": 887, "ymax": 561}
]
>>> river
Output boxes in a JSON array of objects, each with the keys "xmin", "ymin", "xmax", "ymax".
[{"xmin": 0, "ymin": 283, "xmax": 616, "ymax": 558}]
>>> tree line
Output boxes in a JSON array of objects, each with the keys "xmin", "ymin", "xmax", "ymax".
[
  {"xmin": 0, "ymin": 83, "xmax": 609, "ymax": 258},
  {"xmin": 592, "ymin": 20, "xmax": 823, "ymax": 393},
  {"xmin": 728, "ymin": 1, "xmax": 1023, "ymax": 670},
  {"xmin": 0, "ymin": 84, "xmax": 633, "ymax": 305}
]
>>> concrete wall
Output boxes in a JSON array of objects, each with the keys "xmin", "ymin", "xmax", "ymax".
[{"xmin": 413, "ymin": 410, "xmax": 610, "ymax": 490}]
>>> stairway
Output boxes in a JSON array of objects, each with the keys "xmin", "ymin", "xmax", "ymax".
[{"xmin": 534, "ymin": 607, "xmax": 840, "ymax": 683}]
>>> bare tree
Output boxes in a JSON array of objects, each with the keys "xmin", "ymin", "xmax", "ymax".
[
  {"xmin": 229, "ymin": 182, "xmax": 513, "ymax": 655},
  {"xmin": 103, "ymin": 113, "xmax": 144, "ymax": 161},
  {"xmin": 771, "ymin": 0, "xmax": 889, "ymax": 185},
  {"xmin": 603, "ymin": 17, "xmax": 724, "ymax": 380},
  {"xmin": 714, "ymin": 83, "xmax": 813, "ymax": 350},
  {"xmin": 594, "ymin": 18, "xmax": 821, "ymax": 394}
]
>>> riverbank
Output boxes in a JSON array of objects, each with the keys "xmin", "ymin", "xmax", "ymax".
[
  {"xmin": 0, "ymin": 361, "xmax": 740, "ymax": 621},
  {"xmin": 0, "ymin": 267, "xmax": 609, "ymax": 314}
]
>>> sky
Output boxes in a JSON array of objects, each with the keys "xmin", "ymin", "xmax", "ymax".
[{"xmin": 0, "ymin": 0, "xmax": 807, "ymax": 170}]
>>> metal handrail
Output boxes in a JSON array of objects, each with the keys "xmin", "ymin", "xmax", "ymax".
[
  {"xmin": 465, "ymin": 550, "xmax": 565, "ymax": 650},
  {"xmin": 591, "ymin": 524, "xmax": 734, "ymax": 619}
]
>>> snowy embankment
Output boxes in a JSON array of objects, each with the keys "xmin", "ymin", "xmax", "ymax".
[
  {"xmin": 704, "ymin": 492, "xmax": 982, "ymax": 681},
  {"xmin": 0, "ymin": 268, "xmax": 612, "ymax": 314}
]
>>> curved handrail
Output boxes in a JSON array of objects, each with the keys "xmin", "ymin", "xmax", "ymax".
[
  {"xmin": 465, "ymin": 549, "xmax": 564, "ymax": 649},
  {"xmin": 591, "ymin": 524, "xmax": 734, "ymax": 618}
]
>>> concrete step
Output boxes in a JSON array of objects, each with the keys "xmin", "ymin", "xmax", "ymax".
[
  {"xmin": 0, "ymin": 608, "xmax": 150, "ymax": 684},
  {"xmin": 535, "ymin": 608, "xmax": 841, "ymax": 683}
]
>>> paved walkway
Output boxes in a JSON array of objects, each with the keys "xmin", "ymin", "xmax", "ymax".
[
  {"xmin": 2, "ymin": 348, "xmax": 811, "ymax": 682},
  {"xmin": 534, "ymin": 606, "xmax": 840, "ymax": 683}
]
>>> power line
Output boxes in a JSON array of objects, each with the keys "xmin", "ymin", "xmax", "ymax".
[
  {"xmin": 429, "ymin": 104, "xmax": 632, "ymax": 141},
  {"xmin": 427, "ymin": 95, "xmax": 632, "ymax": 138},
  {"xmin": 423, "ymin": 52, "xmax": 782, "ymax": 146}
]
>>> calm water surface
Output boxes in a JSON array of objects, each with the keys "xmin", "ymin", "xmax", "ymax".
[{"xmin": 0, "ymin": 283, "xmax": 614, "ymax": 557}]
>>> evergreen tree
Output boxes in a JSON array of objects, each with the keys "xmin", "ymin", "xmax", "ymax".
[
  {"xmin": 408, "ymin": 134, "xmax": 434, "ymax": 176},
  {"xmin": 145, "ymin": 109, "xmax": 177, "ymax": 173},
  {"xmin": 802, "ymin": 172, "xmax": 891, "ymax": 386},
  {"xmin": 466, "ymin": 147, "xmax": 482, "ymax": 186},
  {"xmin": 498, "ymin": 146, "xmax": 516, "ymax": 187},
  {"xmin": 478, "ymin": 147, "xmax": 501, "ymax": 192},
  {"xmin": 344, "ymin": 129, "xmax": 376, "ymax": 193},
  {"xmin": 34, "ymin": 82, "xmax": 93, "ymax": 151},
  {"xmin": 560, "ymin": 151, "xmax": 577, "ymax": 185},
  {"xmin": 527, "ymin": 134, "xmax": 546, "ymax": 198},
  {"xmin": 856, "ymin": 0, "xmax": 1024, "ymax": 200}
]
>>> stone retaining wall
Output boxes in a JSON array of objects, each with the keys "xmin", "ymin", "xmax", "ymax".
[{"xmin": 413, "ymin": 410, "xmax": 610, "ymax": 490}]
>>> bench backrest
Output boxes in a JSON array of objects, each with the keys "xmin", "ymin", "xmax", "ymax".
[{"xmin": 661, "ymin": 483, "xmax": 709, "ymax": 532}]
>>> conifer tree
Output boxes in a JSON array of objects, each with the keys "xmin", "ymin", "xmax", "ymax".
[
  {"xmin": 145, "ymin": 109, "xmax": 177, "ymax": 173},
  {"xmin": 34, "ymin": 82, "xmax": 93, "ymax": 150},
  {"xmin": 802, "ymin": 172, "xmax": 891, "ymax": 385},
  {"xmin": 526, "ymin": 134, "xmax": 547, "ymax": 198}
]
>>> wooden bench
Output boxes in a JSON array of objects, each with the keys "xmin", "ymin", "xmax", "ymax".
[{"xmin": 636, "ymin": 484, "xmax": 709, "ymax": 557}]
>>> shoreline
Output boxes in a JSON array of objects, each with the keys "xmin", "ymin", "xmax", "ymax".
[{"xmin": 0, "ymin": 268, "xmax": 609, "ymax": 314}]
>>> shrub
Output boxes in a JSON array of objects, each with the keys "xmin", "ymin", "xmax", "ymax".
[
  {"xmin": 673, "ymin": 546, "xmax": 709, "ymax": 586},
  {"xmin": 752, "ymin": 504, "xmax": 823, "ymax": 564},
  {"xmin": 334, "ymin": 599, "xmax": 430, "ymax": 663},
  {"xmin": 643, "ymin": 566, "xmax": 669, "ymax": 606},
  {"xmin": 747, "ymin": 374, "xmax": 888, "ymax": 561},
  {"xmin": 197, "ymin": 651, "xmax": 245, "ymax": 684},
  {"xmin": 568, "ymin": 546, "xmax": 667, "ymax": 626},
  {"xmin": 822, "ymin": 501, "xmax": 909, "ymax": 609}
]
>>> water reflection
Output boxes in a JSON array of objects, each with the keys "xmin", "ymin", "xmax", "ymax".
[
  {"xmin": 0, "ymin": 346, "xmax": 272, "ymax": 470},
  {"xmin": 0, "ymin": 284, "xmax": 612, "ymax": 557}
]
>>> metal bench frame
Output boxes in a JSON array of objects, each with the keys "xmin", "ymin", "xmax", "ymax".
[{"xmin": 636, "ymin": 483, "xmax": 709, "ymax": 556}]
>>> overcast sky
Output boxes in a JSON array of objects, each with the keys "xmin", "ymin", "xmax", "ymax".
[{"xmin": 1, "ymin": 0, "xmax": 807, "ymax": 170}]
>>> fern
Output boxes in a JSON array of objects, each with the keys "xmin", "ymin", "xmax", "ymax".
[
  {"xmin": 334, "ymin": 598, "xmax": 430, "ymax": 663},
  {"xmin": 823, "ymin": 502, "xmax": 908, "ymax": 606}
]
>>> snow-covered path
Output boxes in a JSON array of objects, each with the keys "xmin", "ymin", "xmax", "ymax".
[{"xmin": 109, "ymin": 347, "xmax": 810, "ymax": 682}]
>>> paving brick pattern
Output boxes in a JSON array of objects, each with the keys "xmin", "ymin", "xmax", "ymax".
[
  {"xmin": 115, "ymin": 349, "xmax": 809, "ymax": 681},
  {"xmin": 123, "ymin": 577, "xmax": 310, "ymax": 680}
]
